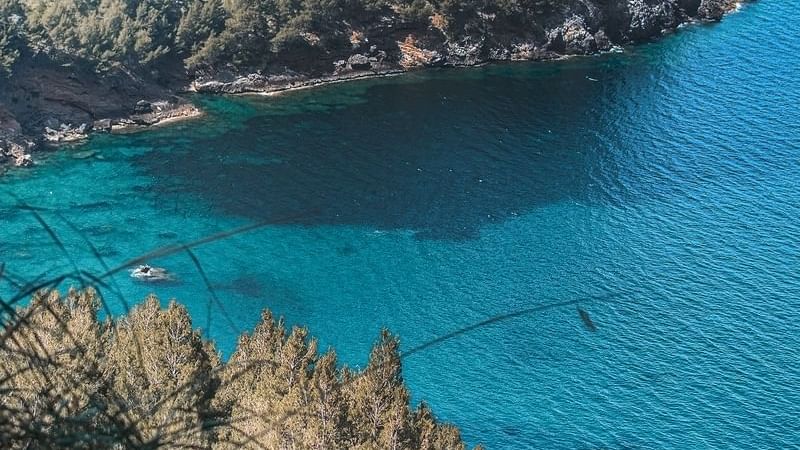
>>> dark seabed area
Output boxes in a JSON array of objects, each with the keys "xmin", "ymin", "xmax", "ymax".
[{"xmin": 2, "ymin": 2, "xmax": 799, "ymax": 448}]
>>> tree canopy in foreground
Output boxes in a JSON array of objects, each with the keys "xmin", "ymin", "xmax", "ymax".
[{"xmin": 0, "ymin": 289, "xmax": 479, "ymax": 449}]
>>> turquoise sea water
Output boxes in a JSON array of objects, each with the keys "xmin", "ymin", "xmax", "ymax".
[{"xmin": 2, "ymin": 2, "xmax": 800, "ymax": 448}]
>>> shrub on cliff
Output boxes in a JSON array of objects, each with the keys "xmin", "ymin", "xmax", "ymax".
[
  {"xmin": 19, "ymin": 0, "xmax": 184, "ymax": 70},
  {"xmin": 0, "ymin": 289, "xmax": 475, "ymax": 449},
  {"xmin": 3, "ymin": 0, "xmax": 714, "ymax": 76},
  {"xmin": 2, "ymin": 0, "xmax": 562, "ymax": 73},
  {"xmin": 0, "ymin": 0, "xmax": 25, "ymax": 75}
]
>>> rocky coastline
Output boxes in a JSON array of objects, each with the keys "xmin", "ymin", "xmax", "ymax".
[
  {"xmin": 190, "ymin": 0, "xmax": 740, "ymax": 95},
  {"xmin": 0, "ymin": 0, "xmax": 741, "ymax": 170}
]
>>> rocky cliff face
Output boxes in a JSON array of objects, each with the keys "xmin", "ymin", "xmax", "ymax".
[
  {"xmin": 0, "ymin": 104, "xmax": 34, "ymax": 168},
  {"xmin": 0, "ymin": 55, "xmax": 200, "ymax": 167},
  {"xmin": 193, "ymin": 0, "xmax": 742, "ymax": 94},
  {"xmin": 0, "ymin": 0, "xmax": 741, "ymax": 169}
]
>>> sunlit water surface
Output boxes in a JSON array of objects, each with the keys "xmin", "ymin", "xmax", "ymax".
[{"xmin": 2, "ymin": 2, "xmax": 799, "ymax": 448}]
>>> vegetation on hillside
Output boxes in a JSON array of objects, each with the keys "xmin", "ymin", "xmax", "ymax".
[
  {"xmin": 0, "ymin": 0, "xmax": 566, "ymax": 75},
  {"xmin": 0, "ymin": 0, "xmax": 24, "ymax": 74},
  {"xmin": 0, "ymin": 289, "xmax": 478, "ymax": 449}
]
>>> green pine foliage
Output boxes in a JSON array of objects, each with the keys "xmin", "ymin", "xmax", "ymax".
[
  {"xmin": 0, "ymin": 289, "xmax": 477, "ymax": 449},
  {"xmin": 18, "ymin": 0, "xmax": 184, "ymax": 70},
  {"xmin": 0, "ymin": 0, "xmax": 25, "ymax": 75},
  {"xmin": 0, "ymin": 0, "xmax": 562, "ymax": 74}
]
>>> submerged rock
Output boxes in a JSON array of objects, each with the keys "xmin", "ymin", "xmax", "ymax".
[
  {"xmin": 71, "ymin": 150, "xmax": 97, "ymax": 160},
  {"xmin": 130, "ymin": 264, "xmax": 175, "ymax": 283}
]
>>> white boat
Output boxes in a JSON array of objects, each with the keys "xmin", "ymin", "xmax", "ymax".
[{"xmin": 130, "ymin": 264, "xmax": 174, "ymax": 282}]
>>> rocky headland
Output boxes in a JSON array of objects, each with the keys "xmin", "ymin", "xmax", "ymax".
[{"xmin": 0, "ymin": 0, "xmax": 740, "ymax": 169}]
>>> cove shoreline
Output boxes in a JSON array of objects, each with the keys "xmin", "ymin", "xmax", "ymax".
[{"xmin": 0, "ymin": 0, "xmax": 744, "ymax": 171}]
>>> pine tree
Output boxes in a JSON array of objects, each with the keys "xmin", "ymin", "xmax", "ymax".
[
  {"xmin": 214, "ymin": 309, "xmax": 288, "ymax": 448},
  {"xmin": 0, "ymin": 0, "xmax": 24, "ymax": 75},
  {"xmin": 102, "ymin": 296, "xmax": 219, "ymax": 448},
  {"xmin": 413, "ymin": 402, "xmax": 466, "ymax": 450},
  {"xmin": 0, "ymin": 293, "xmax": 474, "ymax": 449},
  {"xmin": 273, "ymin": 326, "xmax": 318, "ymax": 448},
  {"xmin": 303, "ymin": 349, "xmax": 347, "ymax": 448},
  {"xmin": 176, "ymin": 0, "xmax": 226, "ymax": 56},
  {"xmin": 0, "ymin": 289, "xmax": 109, "ymax": 448},
  {"xmin": 345, "ymin": 329, "xmax": 414, "ymax": 450}
]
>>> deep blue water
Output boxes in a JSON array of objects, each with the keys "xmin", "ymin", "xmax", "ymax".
[{"xmin": 2, "ymin": 2, "xmax": 799, "ymax": 448}]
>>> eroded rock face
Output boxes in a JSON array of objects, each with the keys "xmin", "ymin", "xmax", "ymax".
[
  {"xmin": 347, "ymin": 54, "xmax": 372, "ymax": 71},
  {"xmin": 548, "ymin": 16, "xmax": 611, "ymax": 54},
  {"xmin": 698, "ymin": 0, "xmax": 737, "ymax": 20},
  {"xmin": 0, "ymin": 105, "xmax": 34, "ymax": 168},
  {"xmin": 398, "ymin": 35, "xmax": 444, "ymax": 68},
  {"xmin": 0, "ymin": 135, "xmax": 35, "ymax": 167},
  {"xmin": 0, "ymin": 53, "xmax": 182, "ymax": 138},
  {"xmin": 626, "ymin": 0, "xmax": 682, "ymax": 41},
  {"xmin": 678, "ymin": 0, "xmax": 703, "ymax": 16},
  {"xmin": 445, "ymin": 37, "xmax": 487, "ymax": 66},
  {"xmin": 192, "ymin": 73, "xmax": 274, "ymax": 94},
  {"xmin": 188, "ymin": 0, "xmax": 740, "ymax": 90},
  {"xmin": 1, "ymin": 114, "xmax": 22, "ymax": 136},
  {"xmin": 122, "ymin": 102, "xmax": 202, "ymax": 128},
  {"xmin": 43, "ymin": 123, "xmax": 90, "ymax": 143},
  {"xmin": 93, "ymin": 118, "xmax": 112, "ymax": 132},
  {"xmin": 134, "ymin": 100, "xmax": 153, "ymax": 114}
]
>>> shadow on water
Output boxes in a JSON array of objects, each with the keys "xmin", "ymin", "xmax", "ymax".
[
  {"xmin": 211, "ymin": 274, "xmax": 267, "ymax": 299},
  {"xmin": 131, "ymin": 58, "xmax": 638, "ymax": 240}
]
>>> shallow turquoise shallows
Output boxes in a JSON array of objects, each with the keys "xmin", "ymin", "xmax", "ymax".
[{"xmin": 2, "ymin": 2, "xmax": 799, "ymax": 448}]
